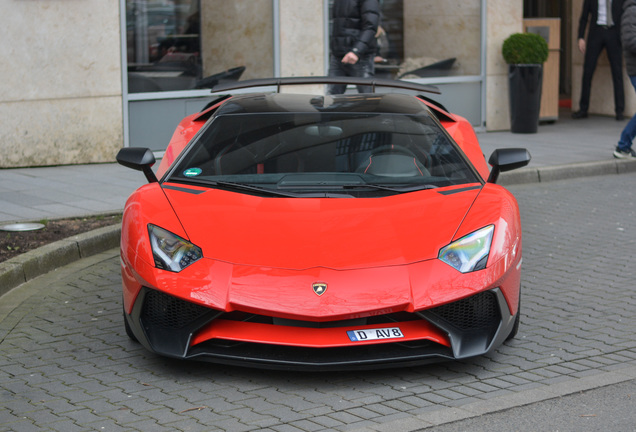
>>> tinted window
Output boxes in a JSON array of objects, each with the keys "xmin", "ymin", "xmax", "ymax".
[{"xmin": 169, "ymin": 111, "xmax": 480, "ymax": 196}]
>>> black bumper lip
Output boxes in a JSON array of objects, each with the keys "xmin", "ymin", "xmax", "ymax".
[
  {"xmin": 186, "ymin": 340, "xmax": 455, "ymax": 371},
  {"xmin": 124, "ymin": 287, "xmax": 517, "ymax": 371}
]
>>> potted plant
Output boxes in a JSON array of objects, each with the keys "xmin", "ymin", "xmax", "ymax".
[{"xmin": 502, "ymin": 33, "xmax": 549, "ymax": 133}]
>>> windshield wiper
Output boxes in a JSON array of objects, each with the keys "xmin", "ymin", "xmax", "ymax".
[
  {"xmin": 173, "ymin": 178, "xmax": 300, "ymax": 198},
  {"xmin": 342, "ymin": 183, "xmax": 438, "ymax": 193},
  {"xmin": 213, "ymin": 180, "xmax": 304, "ymax": 197}
]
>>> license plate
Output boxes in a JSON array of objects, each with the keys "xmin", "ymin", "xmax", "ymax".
[{"xmin": 347, "ymin": 327, "xmax": 404, "ymax": 342}]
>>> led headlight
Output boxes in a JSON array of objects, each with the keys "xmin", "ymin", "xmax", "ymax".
[
  {"xmin": 148, "ymin": 224, "xmax": 202, "ymax": 272},
  {"xmin": 438, "ymin": 225, "xmax": 494, "ymax": 273}
]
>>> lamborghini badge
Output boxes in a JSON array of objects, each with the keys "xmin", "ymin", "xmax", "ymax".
[{"xmin": 312, "ymin": 282, "xmax": 327, "ymax": 296}]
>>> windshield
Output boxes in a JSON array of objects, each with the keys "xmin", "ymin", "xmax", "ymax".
[{"xmin": 167, "ymin": 111, "xmax": 480, "ymax": 197}]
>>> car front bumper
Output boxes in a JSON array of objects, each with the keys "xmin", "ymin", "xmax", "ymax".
[{"xmin": 124, "ymin": 285, "xmax": 518, "ymax": 371}]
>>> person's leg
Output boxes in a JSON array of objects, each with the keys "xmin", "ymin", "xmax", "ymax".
[
  {"xmin": 605, "ymin": 29, "xmax": 625, "ymax": 117},
  {"xmin": 576, "ymin": 28, "xmax": 604, "ymax": 115},
  {"xmin": 327, "ymin": 54, "xmax": 347, "ymax": 95},
  {"xmin": 615, "ymin": 76, "xmax": 636, "ymax": 157}
]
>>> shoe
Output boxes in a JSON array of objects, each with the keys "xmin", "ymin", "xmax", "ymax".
[
  {"xmin": 613, "ymin": 147, "xmax": 636, "ymax": 159},
  {"xmin": 616, "ymin": 113, "xmax": 625, "ymax": 121},
  {"xmin": 571, "ymin": 110, "xmax": 588, "ymax": 119}
]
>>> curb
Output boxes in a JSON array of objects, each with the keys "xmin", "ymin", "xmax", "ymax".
[
  {"xmin": 1, "ymin": 159, "xmax": 636, "ymax": 298},
  {"xmin": 348, "ymin": 365, "xmax": 636, "ymax": 431},
  {"xmin": 499, "ymin": 158, "xmax": 636, "ymax": 185},
  {"xmin": 0, "ymin": 224, "xmax": 121, "ymax": 298}
]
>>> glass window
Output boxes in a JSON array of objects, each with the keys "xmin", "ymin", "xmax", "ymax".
[
  {"xmin": 126, "ymin": 0, "xmax": 274, "ymax": 94},
  {"xmin": 398, "ymin": 0, "xmax": 482, "ymax": 78},
  {"xmin": 126, "ymin": 0, "xmax": 202, "ymax": 93},
  {"xmin": 329, "ymin": 0, "xmax": 482, "ymax": 80}
]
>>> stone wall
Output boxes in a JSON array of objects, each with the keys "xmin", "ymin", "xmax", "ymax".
[
  {"xmin": 0, "ymin": 0, "xmax": 123, "ymax": 168},
  {"xmin": 279, "ymin": 0, "xmax": 325, "ymax": 77},
  {"xmin": 486, "ymin": 0, "xmax": 523, "ymax": 131}
]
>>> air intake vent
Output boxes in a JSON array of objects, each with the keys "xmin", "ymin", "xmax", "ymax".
[
  {"xmin": 141, "ymin": 289, "xmax": 211, "ymax": 330},
  {"xmin": 427, "ymin": 291, "xmax": 500, "ymax": 331}
]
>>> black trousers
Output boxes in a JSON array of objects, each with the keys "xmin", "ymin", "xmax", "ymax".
[
  {"xmin": 579, "ymin": 24, "xmax": 624, "ymax": 115},
  {"xmin": 327, "ymin": 54, "xmax": 375, "ymax": 95}
]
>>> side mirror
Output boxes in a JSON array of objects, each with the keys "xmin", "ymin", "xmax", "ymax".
[
  {"xmin": 116, "ymin": 147, "xmax": 158, "ymax": 183},
  {"xmin": 487, "ymin": 148, "xmax": 531, "ymax": 183}
]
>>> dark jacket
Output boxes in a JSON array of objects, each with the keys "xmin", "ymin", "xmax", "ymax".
[
  {"xmin": 622, "ymin": 0, "xmax": 636, "ymax": 74},
  {"xmin": 330, "ymin": 0, "xmax": 380, "ymax": 58},
  {"xmin": 578, "ymin": 0, "xmax": 624, "ymax": 39}
]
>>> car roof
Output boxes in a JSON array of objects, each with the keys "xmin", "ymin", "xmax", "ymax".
[{"xmin": 215, "ymin": 92, "xmax": 430, "ymax": 117}]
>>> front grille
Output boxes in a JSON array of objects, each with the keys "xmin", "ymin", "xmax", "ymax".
[
  {"xmin": 426, "ymin": 291, "xmax": 500, "ymax": 331},
  {"xmin": 141, "ymin": 289, "xmax": 212, "ymax": 329},
  {"xmin": 140, "ymin": 288, "xmax": 499, "ymax": 334}
]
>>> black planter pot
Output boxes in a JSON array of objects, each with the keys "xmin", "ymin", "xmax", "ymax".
[{"xmin": 508, "ymin": 64, "xmax": 543, "ymax": 133}]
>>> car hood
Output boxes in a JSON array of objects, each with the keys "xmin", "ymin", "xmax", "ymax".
[{"xmin": 163, "ymin": 184, "xmax": 482, "ymax": 270}]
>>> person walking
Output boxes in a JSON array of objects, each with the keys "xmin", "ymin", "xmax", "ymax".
[
  {"xmin": 615, "ymin": 0, "xmax": 636, "ymax": 158},
  {"xmin": 573, "ymin": 0, "xmax": 625, "ymax": 120},
  {"xmin": 327, "ymin": 0, "xmax": 380, "ymax": 95}
]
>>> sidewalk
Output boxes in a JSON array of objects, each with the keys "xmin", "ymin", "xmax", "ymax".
[
  {"xmin": 1, "ymin": 111, "xmax": 635, "ymax": 225},
  {"xmin": 2, "ymin": 113, "xmax": 636, "ymax": 431}
]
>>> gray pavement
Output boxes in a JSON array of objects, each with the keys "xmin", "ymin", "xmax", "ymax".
[
  {"xmin": 2, "ymin": 111, "xmax": 636, "ymax": 431},
  {"xmin": 1, "ymin": 172, "xmax": 635, "ymax": 431},
  {"xmin": 0, "ymin": 163, "xmax": 144, "ymax": 224},
  {"xmin": 421, "ymin": 379, "xmax": 636, "ymax": 432}
]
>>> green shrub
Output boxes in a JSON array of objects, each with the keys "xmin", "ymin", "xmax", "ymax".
[{"xmin": 502, "ymin": 33, "xmax": 549, "ymax": 64}]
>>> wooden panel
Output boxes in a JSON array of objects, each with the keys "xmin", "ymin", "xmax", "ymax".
[
  {"xmin": 524, "ymin": 18, "xmax": 560, "ymax": 49},
  {"xmin": 524, "ymin": 18, "xmax": 561, "ymax": 120}
]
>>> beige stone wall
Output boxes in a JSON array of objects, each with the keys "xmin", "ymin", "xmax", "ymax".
[
  {"xmin": 0, "ymin": 0, "xmax": 123, "ymax": 167},
  {"xmin": 403, "ymin": 0, "xmax": 482, "ymax": 76},
  {"xmin": 279, "ymin": 0, "xmax": 325, "ymax": 77},
  {"xmin": 278, "ymin": 0, "xmax": 325, "ymax": 94},
  {"xmin": 486, "ymin": 0, "xmax": 523, "ymax": 131},
  {"xmin": 200, "ymin": 0, "xmax": 274, "ymax": 80},
  {"xmin": 571, "ymin": 1, "xmax": 636, "ymax": 117}
]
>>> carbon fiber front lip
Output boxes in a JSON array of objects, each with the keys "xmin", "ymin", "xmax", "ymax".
[{"xmin": 186, "ymin": 339, "xmax": 455, "ymax": 371}]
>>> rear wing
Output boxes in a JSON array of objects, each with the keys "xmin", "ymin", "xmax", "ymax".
[{"xmin": 210, "ymin": 76, "xmax": 440, "ymax": 95}]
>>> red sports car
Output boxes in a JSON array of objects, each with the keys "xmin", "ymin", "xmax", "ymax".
[{"xmin": 116, "ymin": 77, "xmax": 530, "ymax": 370}]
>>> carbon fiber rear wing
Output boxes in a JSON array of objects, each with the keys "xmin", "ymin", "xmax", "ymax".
[{"xmin": 210, "ymin": 76, "xmax": 440, "ymax": 95}]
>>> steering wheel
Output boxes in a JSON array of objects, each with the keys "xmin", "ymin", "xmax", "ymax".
[
  {"xmin": 367, "ymin": 145, "xmax": 418, "ymax": 159},
  {"xmin": 356, "ymin": 145, "xmax": 430, "ymax": 177}
]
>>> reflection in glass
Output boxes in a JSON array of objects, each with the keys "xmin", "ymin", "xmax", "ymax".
[
  {"xmin": 359, "ymin": 0, "xmax": 482, "ymax": 80},
  {"xmin": 126, "ymin": 0, "xmax": 202, "ymax": 93},
  {"xmin": 125, "ymin": 0, "xmax": 274, "ymax": 94}
]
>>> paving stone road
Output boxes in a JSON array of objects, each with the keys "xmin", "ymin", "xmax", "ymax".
[{"xmin": 1, "ymin": 173, "xmax": 635, "ymax": 432}]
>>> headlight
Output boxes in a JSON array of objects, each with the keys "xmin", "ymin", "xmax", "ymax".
[
  {"xmin": 148, "ymin": 224, "xmax": 202, "ymax": 272},
  {"xmin": 438, "ymin": 225, "xmax": 494, "ymax": 273}
]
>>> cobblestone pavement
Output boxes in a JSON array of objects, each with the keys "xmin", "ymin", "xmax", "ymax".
[{"xmin": 1, "ymin": 173, "xmax": 636, "ymax": 432}]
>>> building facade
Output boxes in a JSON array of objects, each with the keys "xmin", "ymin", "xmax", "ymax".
[{"xmin": 0, "ymin": 0, "xmax": 628, "ymax": 168}]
